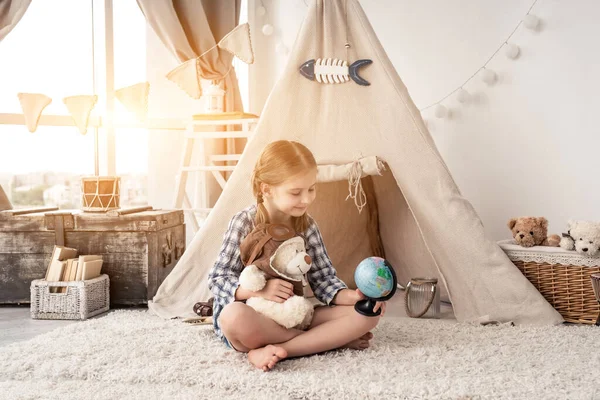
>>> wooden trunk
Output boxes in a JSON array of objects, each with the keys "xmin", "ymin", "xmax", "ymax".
[{"xmin": 0, "ymin": 209, "xmax": 185, "ymax": 305}]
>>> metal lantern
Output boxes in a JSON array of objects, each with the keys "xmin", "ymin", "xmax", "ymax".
[{"xmin": 205, "ymin": 83, "xmax": 225, "ymax": 113}]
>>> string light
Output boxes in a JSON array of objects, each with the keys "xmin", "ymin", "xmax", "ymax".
[
  {"xmin": 456, "ymin": 88, "xmax": 471, "ymax": 104},
  {"xmin": 419, "ymin": 0, "xmax": 542, "ymax": 116},
  {"xmin": 275, "ymin": 42, "xmax": 289, "ymax": 55},
  {"xmin": 262, "ymin": 24, "xmax": 274, "ymax": 36},
  {"xmin": 504, "ymin": 43, "xmax": 520, "ymax": 59},
  {"xmin": 434, "ymin": 104, "xmax": 449, "ymax": 119},
  {"xmin": 522, "ymin": 14, "xmax": 540, "ymax": 29},
  {"xmin": 257, "ymin": 1, "xmax": 291, "ymax": 56},
  {"xmin": 481, "ymin": 68, "xmax": 497, "ymax": 85}
]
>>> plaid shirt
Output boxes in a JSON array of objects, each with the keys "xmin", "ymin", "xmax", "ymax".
[{"xmin": 207, "ymin": 205, "xmax": 347, "ymax": 339}]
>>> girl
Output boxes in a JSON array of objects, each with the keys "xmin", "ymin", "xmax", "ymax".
[{"xmin": 208, "ymin": 140, "xmax": 385, "ymax": 371}]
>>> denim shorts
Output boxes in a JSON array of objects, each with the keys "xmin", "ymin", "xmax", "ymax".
[{"xmin": 221, "ymin": 334, "xmax": 234, "ymax": 350}]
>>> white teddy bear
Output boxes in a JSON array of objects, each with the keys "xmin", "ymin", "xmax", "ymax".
[
  {"xmin": 559, "ymin": 220, "xmax": 600, "ymax": 257},
  {"xmin": 239, "ymin": 235, "xmax": 315, "ymax": 329}
]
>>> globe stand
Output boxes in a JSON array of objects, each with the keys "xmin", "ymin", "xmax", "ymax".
[
  {"xmin": 354, "ymin": 258, "xmax": 398, "ymax": 317},
  {"xmin": 355, "ymin": 298, "xmax": 382, "ymax": 317}
]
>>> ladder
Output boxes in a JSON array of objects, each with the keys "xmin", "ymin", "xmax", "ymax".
[{"xmin": 173, "ymin": 113, "xmax": 259, "ymax": 233}]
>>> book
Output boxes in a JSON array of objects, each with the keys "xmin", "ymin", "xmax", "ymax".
[
  {"xmin": 69, "ymin": 260, "xmax": 79, "ymax": 281},
  {"xmin": 76, "ymin": 255, "xmax": 103, "ymax": 281},
  {"xmin": 45, "ymin": 245, "xmax": 77, "ymax": 280},
  {"xmin": 81, "ymin": 259, "xmax": 103, "ymax": 280},
  {"xmin": 57, "ymin": 259, "xmax": 74, "ymax": 293},
  {"xmin": 46, "ymin": 260, "xmax": 66, "ymax": 293},
  {"xmin": 46, "ymin": 260, "xmax": 66, "ymax": 282}
]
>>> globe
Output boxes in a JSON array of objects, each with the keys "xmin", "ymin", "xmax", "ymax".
[{"xmin": 354, "ymin": 257, "xmax": 398, "ymax": 316}]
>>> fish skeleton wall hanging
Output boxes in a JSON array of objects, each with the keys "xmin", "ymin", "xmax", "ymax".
[{"xmin": 299, "ymin": 58, "xmax": 372, "ymax": 86}]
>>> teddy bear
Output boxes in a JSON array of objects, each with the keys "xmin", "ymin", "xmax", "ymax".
[
  {"xmin": 507, "ymin": 217, "xmax": 560, "ymax": 247},
  {"xmin": 559, "ymin": 220, "xmax": 600, "ymax": 257},
  {"xmin": 239, "ymin": 223, "xmax": 314, "ymax": 330}
]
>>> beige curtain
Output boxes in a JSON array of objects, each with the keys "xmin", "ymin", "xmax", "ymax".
[
  {"xmin": 137, "ymin": 0, "xmax": 244, "ymax": 206},
  {"xmin": 0, "ymin": 0, "xmax": 31, "ymax": 42}
]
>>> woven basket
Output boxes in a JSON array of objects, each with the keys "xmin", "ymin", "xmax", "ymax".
[
  {"xmin": 30, "ymin": 274, "xmax": 110, "ymax": 320},
  {"xmin": 498, "ymin": 240, "xmax": 600, "ymax": 324}
]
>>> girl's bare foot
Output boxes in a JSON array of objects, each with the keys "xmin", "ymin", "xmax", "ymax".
[
  {"xmin": 248, "ymin": 345, "xmax": 288, "ymax": 371},
  {"xmin": 342, "ymin": 332, "xmax": 373, "ymax": 350}
]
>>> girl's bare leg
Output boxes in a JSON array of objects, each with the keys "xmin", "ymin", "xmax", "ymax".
[
  {"xmin": 219, "ymin": 302, "xmax": 304, "ymax": 352},
  {"xmin": 310, "ymin": 305, "xmax": 374, "ymax": 349},
  {"xmin": 248, "ymin": 305, "xmax": 380, "ymax": 370}
]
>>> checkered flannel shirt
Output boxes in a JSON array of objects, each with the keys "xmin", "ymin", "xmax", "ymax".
[{"xmin": 207, "ymin": 204, "xmax": 347, "ymax": 339}]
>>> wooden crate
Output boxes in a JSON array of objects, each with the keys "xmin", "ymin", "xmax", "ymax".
[{"xmin": 0, "ymin": 208, "xmax": 185, "ymax": 305}]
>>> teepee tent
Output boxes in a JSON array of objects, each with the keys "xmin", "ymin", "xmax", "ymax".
[{"xmin": 149, "ymin": 0, "xmax": 563, "ymax": 325}]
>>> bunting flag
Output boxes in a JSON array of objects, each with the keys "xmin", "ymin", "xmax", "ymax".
[
  {"xmin": 63, "ymin": 95, "xmax": 98, "ymax": 135},
  {"xmin": 115, "ymin": 82, "xmax": 150, "ymax": 121},
  {"xmin": 17, "ymin": 93, "xmax": 52, "ymax": 133},
  {"xmin": 217, "ymin": 22, "xmax": 254, "ymax": 64},
  {"xmin": 166, "ymin": 22, "xmax": 255, "ymax": 99},
  {"xmin": 166, "ymin": 58, "xmax": 202, "ymax": 99}
]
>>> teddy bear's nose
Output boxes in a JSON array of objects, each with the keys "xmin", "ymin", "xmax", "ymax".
[
  {"xmin": 304, "ymin": 255, "xmax": 312, "ymax": 264},
  {"xmin": 519, "ymin": 234, "xmax": 524, "ymax": 239},
  {"xmin": 583, "ymin": 248, "xmax": 588, "ymax": 252}
]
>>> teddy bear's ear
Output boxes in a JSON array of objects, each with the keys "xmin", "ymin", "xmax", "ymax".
[
  {"xmin": 507, "ymin": 218, "xmax": 518, "ymax": 230},
  {"xmin": 536, "ymin": 217, "xmax": 548, "ymax": 230},
  {"xmin": 567, "ymin": 219, "xmax": 575, "ymax": 230}
]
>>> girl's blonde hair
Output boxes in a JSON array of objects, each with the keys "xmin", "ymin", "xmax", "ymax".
[{"xmin": 251, "ymin": 140, "xmax": 317, "ymax": 233}]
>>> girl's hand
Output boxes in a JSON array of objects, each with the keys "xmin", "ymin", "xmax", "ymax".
[
  {"xmin": 354, "ymin": 289, "xmax": 366, "ymax": 303},
  {"xmin": 373, "ymin": 301, "xmax": 386, "ymax": 316},
  {"xmin": 356, "ymin": 289, "xmax": 387, "ymax": 316},
  {"xmin": 258, "ymin": 279, "xmax": 294, "ymax": 303}
]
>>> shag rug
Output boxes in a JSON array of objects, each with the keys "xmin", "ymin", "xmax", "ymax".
[{"xmin": 1, "ymin": 310, "xmax": 599, "ymax": 400}]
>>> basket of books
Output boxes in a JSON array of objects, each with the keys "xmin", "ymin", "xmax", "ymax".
[
  {"xmin": 30, "ymin": 245, "xmax": 109, "ymax": 320},
  {"xmin": 30, "ymin": 275, "xmax": 109, "ymax": 320},
  {"xmin": 498, "ymin": 239, "xmax": 600, "ymax": 324}
]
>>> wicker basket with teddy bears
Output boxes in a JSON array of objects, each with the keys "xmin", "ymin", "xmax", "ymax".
[{"xmin": 499, "ymin": 217, "xmax": 600, "ymax": 325}]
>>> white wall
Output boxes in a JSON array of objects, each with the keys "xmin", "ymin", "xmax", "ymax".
[{"xmin": 249, "ymin": 0, "xmax": 600, "ymax": 241}]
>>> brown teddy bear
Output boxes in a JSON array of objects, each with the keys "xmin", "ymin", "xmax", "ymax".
[{"xmin": 507, "ymin": 217, "xmax": 560, "ymax": 247}]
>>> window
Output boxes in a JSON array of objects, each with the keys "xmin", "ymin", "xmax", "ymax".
[
  {"xmin": 0, "ymin": 0, "xmax": 94, "ymax": 209},
  {"xmin": 0, "ymin": 0, "xmax": 250, "ymax": 211},
  {"xmin": 0, "ymin": 127, "xmax": 95, "ymax": 208},
  {"xmin": 0, "ymin": 1, "xmax": 94, "ymax": 114}
]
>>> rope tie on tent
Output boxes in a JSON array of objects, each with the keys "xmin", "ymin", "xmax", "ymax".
[
  {"xmin": 346, "ymin": 160, "xmax": 367, "ymax": 213},
  {"xmin": 345, "ymin": 157, "xmax": 386, "ymax": 213}
]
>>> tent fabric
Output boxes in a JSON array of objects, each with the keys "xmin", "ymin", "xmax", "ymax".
[
  {"xmin": 0, "ymin": 0, "xmax": 31, "ymax": 43},
  {"xmin": 149, "ymin": 0, "xmax": 563, "ymax": 326}
]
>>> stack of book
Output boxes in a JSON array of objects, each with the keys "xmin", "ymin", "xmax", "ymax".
[{"xmin": 44, "ymin": 245, "xmax": 103, "ymax": 293}]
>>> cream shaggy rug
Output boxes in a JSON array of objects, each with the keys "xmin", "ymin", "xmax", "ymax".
[{"xmin": 1, "ymin": 310, "xmax": 599, "ymax": 400}]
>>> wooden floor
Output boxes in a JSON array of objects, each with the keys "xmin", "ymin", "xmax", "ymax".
[{"xmin": 0, "ymin": 291, "xmax": 456, "ymax": 348}]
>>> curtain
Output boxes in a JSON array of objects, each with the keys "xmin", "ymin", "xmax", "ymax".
[
  {"xmin": 0, "ymin": 0, "xmax": 31, "ymax": 42},
  {"xmin": 137, "ymin": 0, "xmax": 244, "ymax": 206}
]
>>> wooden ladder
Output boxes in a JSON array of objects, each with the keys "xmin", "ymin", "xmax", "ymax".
[{"xmin": 173, "ymin": 114, "xmax": 259, "ymax": 233}]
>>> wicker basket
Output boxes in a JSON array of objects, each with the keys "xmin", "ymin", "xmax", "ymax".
[
  {"xmin": 30, "ymin": 274, "xmax": 110, "ymax": 320},
  {"xmin": 498, "ymin": 240, "xmax": 600, "ymax": 324}
]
